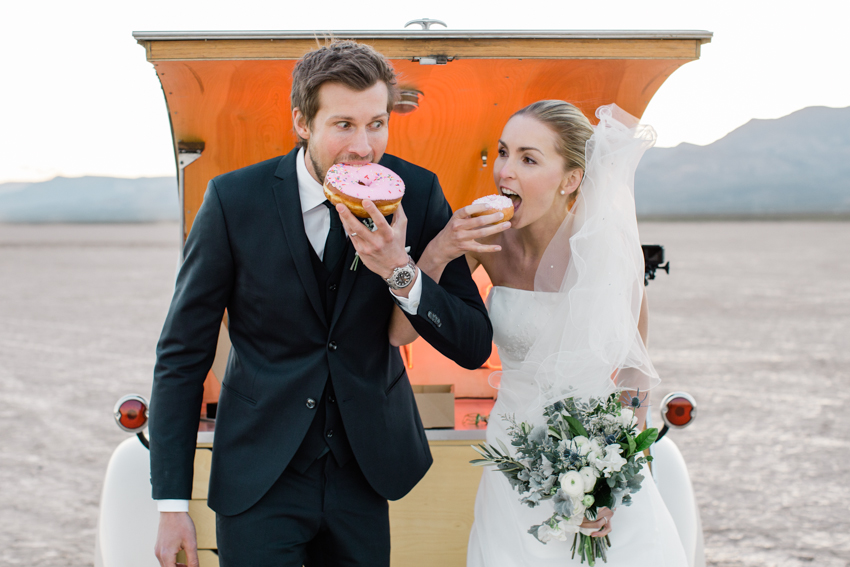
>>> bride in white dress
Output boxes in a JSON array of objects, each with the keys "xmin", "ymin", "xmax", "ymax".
[{"xmin": 389, "ymin": 101, "xmax": 687, "ymax": 565}]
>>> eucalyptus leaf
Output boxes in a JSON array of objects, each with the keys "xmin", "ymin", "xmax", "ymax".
[
  {"xmin": 496, "ymin": 438, "xmax": 512, "ymax": 457},
  {"xmin": 471, "ymin": 445, "xmax": 489, "ymax": 458}
]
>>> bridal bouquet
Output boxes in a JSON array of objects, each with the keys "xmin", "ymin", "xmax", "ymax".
[{"xmin": 471, "ymin": 393, "xmax": 657, "ymax": 565}]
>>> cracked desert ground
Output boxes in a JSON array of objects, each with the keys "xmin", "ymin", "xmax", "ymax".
[{"xmin": 0, "ymin": 221, "xmax": 848, "ymax": 566}]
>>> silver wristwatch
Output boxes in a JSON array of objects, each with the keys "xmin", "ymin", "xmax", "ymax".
[{"xmin": 386, "ymin": 256, "xmax": 417, "ymax": 290}]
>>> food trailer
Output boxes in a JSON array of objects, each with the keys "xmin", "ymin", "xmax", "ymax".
[{"xmin": 96, "ymin": 26, "xmax": 711, "ymax": 567}]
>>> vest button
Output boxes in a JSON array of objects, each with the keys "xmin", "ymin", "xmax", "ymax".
[
  {"xmin": 305, "ymin": 398, "xmax": 316, "ymax": 409},
  {"xmin": 328, "ymin": 341, "xmax": 338, "ymax": 351},
  {"xmin": 326, "ymin": 429, "xmax": 334, "ymax": 438}
]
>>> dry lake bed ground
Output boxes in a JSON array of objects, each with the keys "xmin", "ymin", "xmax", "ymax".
[{"xmin": 0, "ymin": 221, "xmax": 848, "ymax": 566}]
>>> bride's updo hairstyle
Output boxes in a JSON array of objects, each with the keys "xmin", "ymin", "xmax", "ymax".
[{"xmin": 511, "ymin": 100, "xmax": 594, "ymax": 206}]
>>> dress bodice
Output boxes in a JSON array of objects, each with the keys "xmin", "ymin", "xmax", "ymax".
[{"xmin": 486, "ymin": 286, "xmax": 560, "ymax": 366}]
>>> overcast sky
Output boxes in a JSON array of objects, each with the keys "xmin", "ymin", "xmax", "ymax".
[{"xmin": 1, "ymin": 0, "xmax": 848, "ymax": 183}]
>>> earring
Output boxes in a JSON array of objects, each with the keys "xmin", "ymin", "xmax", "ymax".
[{"xmin": 560, "ymin": 190, "xmax": 566, "ymax": 195}]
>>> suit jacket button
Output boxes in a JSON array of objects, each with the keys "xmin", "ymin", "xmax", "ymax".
[
  {"xmin": 328, "ymin": 341, "xmax": 338, "ymax": 351},
  {"xmin": 306, "ymin": 398, "xmax": 316, "ymax": 409},
  {"xmin": 329, "ymin": 283, "xmax": 338, "ymax": 292},
  {"xmin": 326, "ymin": 429, "xmax": 334, "ymax": 438}
]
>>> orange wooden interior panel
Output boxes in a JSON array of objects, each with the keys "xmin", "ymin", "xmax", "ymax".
[
  {"xmin": 146, "ymin": 42, "xmax": 699, "ymax": 409},
  {"xmin": 152, "ymin": 57, "xmax": 693, "ymax": 239},
  {"xmin": 400, "ymin": 266, "xmax": 501, "ymax": 399}
]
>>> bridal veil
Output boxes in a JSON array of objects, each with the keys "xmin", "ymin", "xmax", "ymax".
[{"xmin": 492, "ymin": 104, "xmax": 660, "ymax": 414}]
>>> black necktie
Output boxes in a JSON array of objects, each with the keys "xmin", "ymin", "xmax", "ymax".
[{"xmin": 322, "ymin": 200, "xmax": 346, "ymax": 269}]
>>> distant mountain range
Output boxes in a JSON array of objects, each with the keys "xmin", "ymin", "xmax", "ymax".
[
  {"xmin": 0, "ymin": 176, "xmax": 178, "ymax": 223},
  {"xmin": 1, "ymin": 105, "xmax": 848, "ymax": 222},
  {"xmin": 634, "ymin": 105, "xmax": 850, "ymax": 216}
]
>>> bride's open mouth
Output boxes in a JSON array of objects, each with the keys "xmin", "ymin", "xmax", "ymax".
[{"xmin": 500, "ymin": 187, "xmax": 522, "ymax": 213}]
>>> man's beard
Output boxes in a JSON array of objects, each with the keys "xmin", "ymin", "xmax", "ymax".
[
  {"xmin": 308, "ymin": 149, "xmax": 330, "ymax": 186},
  {"xmin": 307, "ymin": 147, "xmax": 374, "ymax": 185}
]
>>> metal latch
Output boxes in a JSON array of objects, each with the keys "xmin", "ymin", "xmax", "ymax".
[
  {"xmin": 415, "ymin": 55, "xmax": 451, "ymax": 65},
  {"xmin": 404, "ymin": 18, "xmax": 447, "ymax": 30}
]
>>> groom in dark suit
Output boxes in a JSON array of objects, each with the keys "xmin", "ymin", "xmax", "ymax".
[{"xmin": 150, "ymin": 41, "xmax": 492, "ymax": 567}]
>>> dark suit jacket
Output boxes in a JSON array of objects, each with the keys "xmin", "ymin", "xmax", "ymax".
[{"xmin": 150, "ymin": 148, "xmax": 493, "ymax": 516}]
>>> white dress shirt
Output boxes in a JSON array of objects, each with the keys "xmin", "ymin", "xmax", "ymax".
[{"xmin": 157, "ymin": 149, "xmax": 421, "ymax": 512}]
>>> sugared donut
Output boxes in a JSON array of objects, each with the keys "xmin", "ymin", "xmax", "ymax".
[
  {"xmin": 323, "ymin": 163, "xmax": 405, "ymax": 218},
  {"xmin": 470, "ymin": 194, "xmax": 514, "ymax": 222}
]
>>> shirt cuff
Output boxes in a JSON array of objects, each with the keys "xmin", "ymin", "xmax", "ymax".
[
  {"xmin": 390, "ymin": 268, "xmax": 422, "ymax": 315},
  {"xmin": 157, "ymin": 499, "xmax": 190, "ymax": 513}
]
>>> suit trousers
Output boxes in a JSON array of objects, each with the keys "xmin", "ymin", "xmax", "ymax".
[{"xmin": 216, "ymin": 453, "xmax": 390, "ymax": 567}]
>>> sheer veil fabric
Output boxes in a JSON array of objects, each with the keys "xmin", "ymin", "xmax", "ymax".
[{"xmin": 489, "ymin": 104, "xmax": 660, "ymax": 419}]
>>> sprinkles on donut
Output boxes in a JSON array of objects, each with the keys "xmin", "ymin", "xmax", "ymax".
[{"xmin": 323, "ymin": 163, "xmax": 405, "ymax": 218}]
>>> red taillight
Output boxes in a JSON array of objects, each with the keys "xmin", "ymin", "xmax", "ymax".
[
  {"xmin": 660, "ymin": 392, "xmax": 697, "ymax": 430},
  {"xmin": 665, "ymin": 398, "xmax": 693, "ymax": 426},
  {"xmin": 114, "ymin": 395, "xmax": 149, "ymax": 433}
]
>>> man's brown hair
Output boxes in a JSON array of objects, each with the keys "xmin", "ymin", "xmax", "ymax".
[{"xmin": 291, "ymin": 40, "xmax": 399, "ymax": 146}]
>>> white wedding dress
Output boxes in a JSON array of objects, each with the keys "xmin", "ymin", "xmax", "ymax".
[{"xmin": 466, "ymin": 286, "xmax": 689, "ymax": 566}]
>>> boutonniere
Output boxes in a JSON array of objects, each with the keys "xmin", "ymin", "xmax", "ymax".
[
  {"xmin": 349, "ymin": 218, "xmax": 376, "ymax": 271},
  {"xmin": 349, "ymin": 217, "xmax": 410, "ymax": 272}
]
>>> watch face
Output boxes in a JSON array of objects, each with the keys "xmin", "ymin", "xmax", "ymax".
[{"xmin": 393, "ymin": 267, "xmax": 414, "ymax": 288}]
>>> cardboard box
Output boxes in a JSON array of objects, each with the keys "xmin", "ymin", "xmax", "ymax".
[{"xmin": 412, "ymin": 384, "xmax": 455, "ymax": 429}]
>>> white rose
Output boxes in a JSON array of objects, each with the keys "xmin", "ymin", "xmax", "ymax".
[
  {"xmin": 559, "ymin": 470, "xmax": 585, "ymax": 498},
  {"xmin": 579, "ymin": 466, "xmax": 599, "ymax": 493},
  {"xmin": 620, "ymin": 408, "xmax": 636, "ymax": 428},
  {"xmin": 572, "ymin": 435, "xmax": 591, "ymax": 456},
  {"xmin": 537, "ymin": 523, "xmax": 568, "ymax": 542},
  {"xmin": 568, "ymin": 503, "xmax": 587, "ymax": 525},
  {"xmin": 592, "ymin": 444, "xmax": 628, "ymax": 477}
]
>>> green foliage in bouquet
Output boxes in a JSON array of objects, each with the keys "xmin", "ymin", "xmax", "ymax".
[{"xmin": 470, "ymin": 392, "xmax": 657, "ymax": 565}]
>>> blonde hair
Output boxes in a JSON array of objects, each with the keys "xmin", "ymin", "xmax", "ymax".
[{"xmin": 512, "ymin": 101, "xmax": 594, "ymax": 204}]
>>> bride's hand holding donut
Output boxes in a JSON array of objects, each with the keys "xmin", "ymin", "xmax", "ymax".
[{"xmin": 427, "ymin": 202, "xmax": 511, "ymax": 266}]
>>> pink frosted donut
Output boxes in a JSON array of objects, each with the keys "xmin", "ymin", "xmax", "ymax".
[
  {"xmin": 470, "ymin": 194, "xmax": 514, "ymax": 222},
  {"xmin": 323, "ymin": 163, "xmax": 405, "ymax": 218}
]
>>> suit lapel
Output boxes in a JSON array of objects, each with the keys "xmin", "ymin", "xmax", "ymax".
[
  {"xmin": 329, "ymin": 211, "xmax": 399, "ymax": 329},
  {"xmin": 329, "ymin": 241, "xmax": 360, "ymax": 330},
  {"xmin": 271, "ymin": 151, "xmax": 325, "ymax": 324}
]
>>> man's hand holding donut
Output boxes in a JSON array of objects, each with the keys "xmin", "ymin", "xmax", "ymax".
[{"xmin": 336, "ymin": 200, "xmax": 417, "ymax": 297}]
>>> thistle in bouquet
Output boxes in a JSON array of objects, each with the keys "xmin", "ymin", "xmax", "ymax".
[{"xmin": 470, "ymin": 392, "xmax": 658, "ymax": 565}]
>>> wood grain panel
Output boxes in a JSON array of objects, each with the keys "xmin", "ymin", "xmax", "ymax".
[
  {"xmin": 177, "ymin": 549, "xmax": 219, "ymax": 567},
  {"xmin": 154, "ymin": 56, "xmax": 691, "ymax": 238},
  {"xmin": 191, "ymin": 449, "xmax": 212, "ymax": 500},
  {"xmin": 183, "ymin": 440, "xmax": 484, "ymax": 562},
  {"xmin": 146, "ymin": 38, "xmax": 701, "ymax": 61},
  {"xmin": 188, "ymin": 499, "xmax": 217, "ymax": 549},
  {"xmin": 154, "ymin": 60, "xmax": 297, "ymax": 239},
  {"xmin": 389, "ymin": 441, "xmax": 485, "ymax": 566}
]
